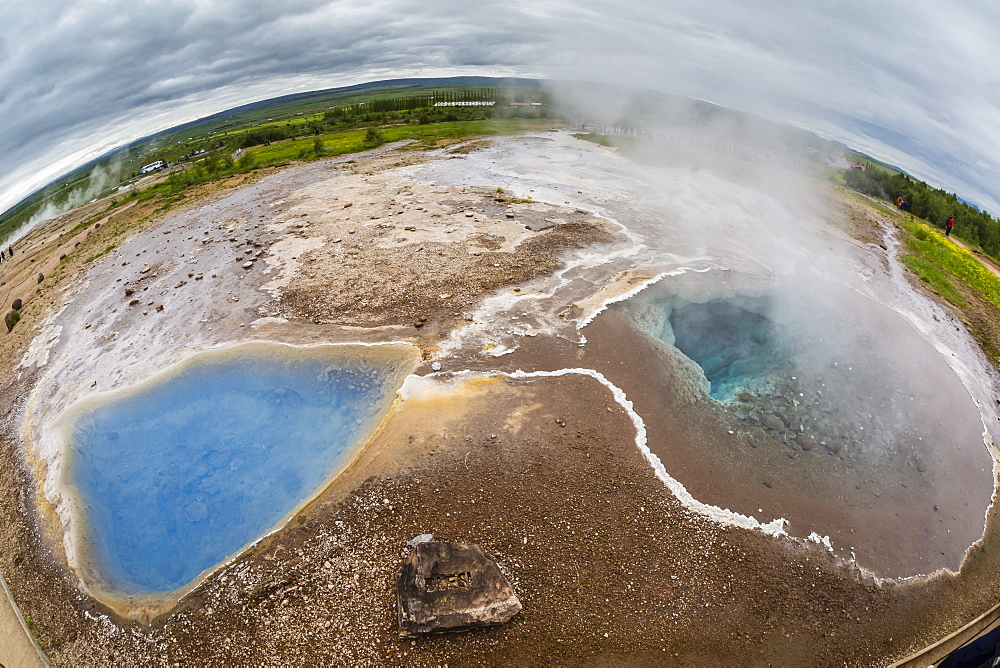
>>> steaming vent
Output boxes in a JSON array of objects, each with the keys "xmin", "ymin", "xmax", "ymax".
[
  {"xmin": 667, "ymin": 297, "xmax": 785, "ymax": 402},
  {"xmin": 622, "ymin": 271, "xmax": 994, "ymax": 576}
]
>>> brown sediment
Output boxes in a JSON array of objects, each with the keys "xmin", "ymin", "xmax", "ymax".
[
  {"xmin": 14, "ymin": 368, "xmax": 1000, "ymax": 666},
  {"xmin": 2, "ymin": 138, "xmax": 1000, "ymax": 665},
  {"xmin": 577, "ymin": 305, "xmax": 991, "ymax": 578},
  {"xmin": 265, "ymin": 161, "xmax": 617, "ymax": 331},
  {"xmin": 0, "ymin": 372, "xmax": 894, "ymax": 665}
]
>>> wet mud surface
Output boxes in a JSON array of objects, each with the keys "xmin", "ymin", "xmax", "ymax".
[{"xmin": 0, "ymin": 133, "xmax": 999, "ymax": 665}]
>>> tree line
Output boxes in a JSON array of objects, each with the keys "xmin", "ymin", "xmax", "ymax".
[
  {"xmin": 843, "ymin": 165, "xmax": 1000, "ymax": 261},
  {"xmin": 235, "ymin": 90, "xmax": 549, "ymax": 150}
]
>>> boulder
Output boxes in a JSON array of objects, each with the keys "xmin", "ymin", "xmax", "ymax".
[
  {"xmin": 36, "ymin": 273, "xmax": 44, "ymax": 284},
  {"xmin": 11, "ymin": 299, "xmax": 22, "ymax": 311},
  {"xmin": 4, "ymin": 310, "xmax": 19, "ymax": 333},
  {"xmin": 397, "ymin": 541, "xmax": 521, "ymax": 637},
  {"xmin": 797, "ymin": 433, "xmax": 816, "ymax": 450}
]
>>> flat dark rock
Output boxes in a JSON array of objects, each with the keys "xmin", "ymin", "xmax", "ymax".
[{"xmin": 397, "ymin": 541, "xmax": 521, "ymax": 637}]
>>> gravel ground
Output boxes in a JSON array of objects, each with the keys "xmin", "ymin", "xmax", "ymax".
[{"xmin": 0, "ymin": 140, "xmax": 999, "ymax": 666}]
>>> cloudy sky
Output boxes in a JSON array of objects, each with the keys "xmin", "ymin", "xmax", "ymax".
[{"xmin": 2, "ymin": 1, "xmax": 999, "ymax": 221}]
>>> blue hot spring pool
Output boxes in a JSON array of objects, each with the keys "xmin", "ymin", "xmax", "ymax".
[
  {"xmin": 61, "ymin": 343, "xmax": 415, "ymax": 598},
  {"xmin": 666, "ymin": 297, "xmax": 787, "ymax": 401}
]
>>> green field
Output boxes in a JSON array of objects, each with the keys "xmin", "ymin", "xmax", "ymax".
[
  {"xmin": 109, "ymin": 118, "xmax": 555, "ymax": 213},
  {"xmin": 249, "ymin": 119, "xmax": 551, "ymax": 164},
  {"xmin": 0, "ymin": 78, "xmax": 549, "ymax": 243},
  {"xmin": 897, "ymin": 216, "xmax": 1000, "ymax": 310}
]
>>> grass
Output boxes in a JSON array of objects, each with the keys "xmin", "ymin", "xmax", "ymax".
[
  {"xmin": 572, "ymin": 132, "xmax": 617, "ymax": 147},
  {"xmin": 123, "ymin": 119, "xmax": 556, "ymax": 207},
  {"xmin": 898, "ymin": 217, "xmax": 1000, "ymax": 310},
  {"xmin": 84, "ymin": 245, "xmax": 116, "ymax": 264},
  {"xmin": 900, "ymin": 254, "xmax": 966, "ymax": 306},
  {"xmin": 69, "ymin": 210, "xmax": 108, "ymax": 234}
]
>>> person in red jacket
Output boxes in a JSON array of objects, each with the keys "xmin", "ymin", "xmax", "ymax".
[{"xmin": 946, "ymin": 215, "xmax": 954, "ymax": 237}]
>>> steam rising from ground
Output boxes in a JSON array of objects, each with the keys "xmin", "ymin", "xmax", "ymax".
[
  {"xmin": 416, "ymin": 90, "xmax": 998, "ymax": 575},
  {"xmin": 21, "ymin": 159, "xmax": 125, "ymax": 236}
]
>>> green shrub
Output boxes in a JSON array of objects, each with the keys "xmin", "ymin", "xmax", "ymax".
[
  {"xmin": 362, "ymin": 127, "xmax": 385, "ymax": 148},
  {"xmin": 5, "ymin": 310, "xmax": 20, "ymax": 333}
]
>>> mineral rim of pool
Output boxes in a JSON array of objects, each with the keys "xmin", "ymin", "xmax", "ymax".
[{"xmin": 57, "ymin": 342, "xmax": 417, "ymax": 612}]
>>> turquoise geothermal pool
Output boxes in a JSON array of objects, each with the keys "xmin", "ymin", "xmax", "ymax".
[
  {"xmin": 63, "ymin": 344, "xmax": 412, "ymax": 596},
  {"xmin": 666, "ymin": 297, "xmax": 788, "ymax": 401}
]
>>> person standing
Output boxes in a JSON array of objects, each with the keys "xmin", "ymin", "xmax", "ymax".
[{"xmin": 946, "ymin": 215, "xmax": 955, "ymax": 237}]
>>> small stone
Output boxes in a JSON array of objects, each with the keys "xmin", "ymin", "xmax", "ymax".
[
  {"xmin": 465, "ymin": 211, "xmax": 474, "ymax": 217},
  {"xmin": 430, "ymin": 362, "xmax": 442, "ymax": 372},
  {"xmin": 156, "ymin": 305, "xmax": 164, "ymax": 312},
  {"xmin": 407, "ymin": 534, "xmax": 434, "ymax": 548},
  {"xmin": 343, "ymin": 203, "xmax": 353, "ymax": 208},
  {"xmin": 439, "ymin": 293, "xmax": 452, "ymax": 299},
  {"xmin": 761, "ymin": 414, "xmax": 784, "ymax": 432},
  {"xmin": 797, "ymin": 434, "xmax": 815, "ymax": 451},
  {"xmin": 140, "ymin": 266, "xmax": 151, "ymax": 274},
  {"xmin": 242, "ymin": 261, "xmax": 254, "ymax": 269},
  {"xmin": 129, "ymin": 299, "xmax": 139, "ymax": 306}
]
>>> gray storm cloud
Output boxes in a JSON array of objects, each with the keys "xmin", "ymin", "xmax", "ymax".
[{"xmin": 1, "ymin": 1, "xmax": 999, "ymax": 219}]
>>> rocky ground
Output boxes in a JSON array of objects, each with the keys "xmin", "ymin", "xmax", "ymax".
[{"xmin": 0, "ymin": 138, "xmax": 1000, "ymax": 666}]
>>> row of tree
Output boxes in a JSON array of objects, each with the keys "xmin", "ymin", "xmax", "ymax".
[
  {"xmin": 234, "ymin": 93, "xmax": 551, "ymax": 150},
  {"xmin": 843, "ymin": 166, "xmax": 1000, "ymax": 261}
]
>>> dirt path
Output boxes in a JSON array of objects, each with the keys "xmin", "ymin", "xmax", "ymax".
[
  {"xmin": 0, "ymin": 569, "xmax": 47, "ymax": 667},
  {"xmin": 948, "ymin": 233, "xmax": 1000, "ymax": 280}
]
